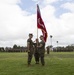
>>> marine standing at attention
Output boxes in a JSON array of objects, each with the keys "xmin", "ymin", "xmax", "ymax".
[{"xmin": 27, "ymin": 33, "xmax": 34, "ymax": 66}]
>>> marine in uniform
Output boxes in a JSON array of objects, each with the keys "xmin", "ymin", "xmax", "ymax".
[
  {"xmin": 27, "ymin": 33, "xmax": 34, "ymax": 66},
  {"xmin": 37, "ymin": 35, "xmax": 45, "ymax": 66},
  {"xmin": 46, "ymin": 46, "xmax": 50, "ymax": 54},
  {"xmin": 34, "ymin": 39, "xmax": 40, "ymax": 64}
]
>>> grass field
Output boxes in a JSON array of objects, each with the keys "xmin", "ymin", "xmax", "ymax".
[{"xmin": 0, "ymin": 52, "xmax": 74, "ymax": 75}]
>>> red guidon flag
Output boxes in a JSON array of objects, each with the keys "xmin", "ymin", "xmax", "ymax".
[{"xmin": 37, "ymin": 4, "xmax": 48, "ymax": 42}]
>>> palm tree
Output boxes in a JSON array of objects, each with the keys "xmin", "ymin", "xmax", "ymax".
[
  {"xmin": 50, "ymin": 35, "xmax": 52, "ymax": 38},
  {"xmin": 56, "ymin": 41, "xmax": 58, "ymax": 46},
  {"xmin": 50, "ymin": 35, "xmax": 53, "ymax": 51},
  {"xmin": 56, "ymin": 41, "xmax": 58, "ymax": 43},
  {"xmin": 56, "ymin": 41, "xmax": 58, "ymax": 51},
  {"xmin": 50, "ymin": 35, "xmax": 53, "ymax": 47}
]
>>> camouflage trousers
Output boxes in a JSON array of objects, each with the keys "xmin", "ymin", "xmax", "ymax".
[
  {"xmin": 34, "ymin": 52, "xmax": 45, "ymax": 65},
  {"xmin": 39, "ymin": 53, "xmax": 45, "ymax": 66},
  {"xmin": 27, "ymin": 52, "xmax": 33, "ymax": 65},
  {"xmin": 34, "ymin": 52, "xmax": 39, "ymax": 63}
]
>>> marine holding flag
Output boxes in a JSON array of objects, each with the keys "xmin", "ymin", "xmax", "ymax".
[
  {"xmin": 37, "ymin": 4, "xmax": 48, "ymax": 66},
  {"xmin": 27, "ymin": 4, "xmax": 47, "ymax": 66}
]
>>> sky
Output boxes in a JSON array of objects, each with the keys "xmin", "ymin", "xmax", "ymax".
[{"xmin": 0, "ymin": 0, "xmax": 74, "ymax": 47}]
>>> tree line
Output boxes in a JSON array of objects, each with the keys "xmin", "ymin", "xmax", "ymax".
[
  {"xmin": 53, "ymin": 45, "xmax": 74, "ymax": 52},
  {"xmin": 0, "ymin": 44, "xmax": 74, "ymax": 52}
]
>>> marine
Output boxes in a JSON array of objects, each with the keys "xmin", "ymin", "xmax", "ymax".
[
  {"xmin": 34, "ymin": 39, "xmax": 40, "ymax": 64},
  {"xmin": 27, "ymin": 33, "xmax": 34, "ymax": 66},
  {"xmin": 37, "ymin": 35, "xmax": 45, "ymax": 66}
]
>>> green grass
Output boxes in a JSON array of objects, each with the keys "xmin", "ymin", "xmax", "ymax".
[{"xmin": 0, "ymin": 52, "xmax": 74, "ymax": 75}]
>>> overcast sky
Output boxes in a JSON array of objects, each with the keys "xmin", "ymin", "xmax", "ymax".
[{"xmin": 0, "ymin": 0, "xmax": 74, "ymax": 47}]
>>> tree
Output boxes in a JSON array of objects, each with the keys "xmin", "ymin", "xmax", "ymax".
[
  {"xmin": 13, "ymin": 44, "xmax": 17, "ymax": 49},
  {"xmin": 50, "ymin": 35, "xmax": 53, "ymax": 46},
  {"xmin": 56, "ymin": 41, "xmax": 58, "ymax": 44},
  {"xmin": 50, "ymin": 35, "xmax": 53, "ymax": 51}
]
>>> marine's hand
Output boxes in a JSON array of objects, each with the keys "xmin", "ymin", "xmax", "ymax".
[{"xmin": 37, "ymin": 46, "xmax": 39, "ymax": 48}]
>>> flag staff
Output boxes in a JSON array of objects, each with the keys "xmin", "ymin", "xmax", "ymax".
[
  {"xmin": 37, "ymin": 4, "xmax": 38, "ymax": 39},
  {"xmin": 37, "ymin": 26, "xmax": 38, "ymax": 39},
  {"xmin": 37, "ymin": 4, "xmax": 39, "ymax": 49}
]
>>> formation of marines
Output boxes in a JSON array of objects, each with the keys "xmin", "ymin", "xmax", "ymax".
[{"xmin": 27, "ymin": 33, "xmax": 45, "ymax": 66}]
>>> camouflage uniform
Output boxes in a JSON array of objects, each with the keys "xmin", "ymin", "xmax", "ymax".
[
  {"xmin": 27, "ymin": 38, "xmax": 34, "ymax": 65},
  {"xmin": 46, "ymin": 46, "xmax": 50, "ymax": 54},
  {"xmin": 34, "ymin": 43, "xmax": 40, "ymax": 64},
  {"xmin": 38, "ymin": 40, "xmax": 45, "ymax": 66}
]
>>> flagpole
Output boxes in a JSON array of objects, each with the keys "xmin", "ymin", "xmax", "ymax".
[
  {"xmin": 37, "ymin": 4, "xmax": 38, "ymax": 39},
  {"xmin": 37, "ymin": 26, "xmax": 38, "ymax": 39},
  {"xmin": 37, "ymin": 4, "xmax": 39, "ymax": 49}
]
